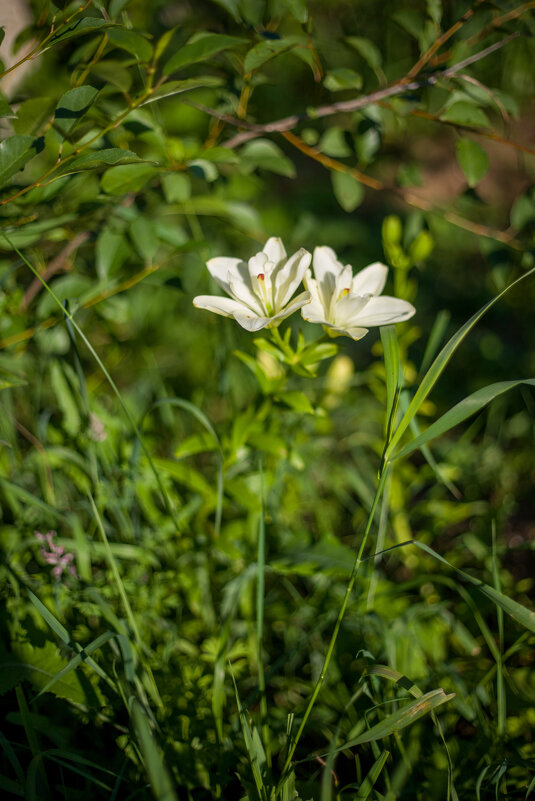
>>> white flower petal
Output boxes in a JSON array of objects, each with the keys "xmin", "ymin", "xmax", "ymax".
[
  {"xmin": 269, "ymin": 290, "xmax": 311, "ymax": 325},
  {"xmin": 351, "ymin": 262, "xmax": 388, "ymax": 296},
  {"xmin": 313, "ymin": 246, "xmax": 345, "ymax": 312},
  {"xmin": 262, "ymin": 237, "xmax": 287, "ymax": 265},
  {"xmin": 206, "ymin": 257, "xmax": 244, "ymax": 293},
  {"xmin": 349, "ymin": 296, "xmax": 415, "ymax": 327},
  {"xmin": 228, "ymin": 276, "xmax": 264, "ymax": 315},
  {"xmin": 233, "ymin": 313, "xmax": 272, "ymax": 332},
  {"xmin": 333, "ymin": 293, "xmax": 372, "ymax": 326},
  {"xmin": 273, "ymin": 248, "xmax": 311, "ymax": 309},
  {"xmin": 193, "ymin": 295, "xmax": 253, "ymax": 319}
]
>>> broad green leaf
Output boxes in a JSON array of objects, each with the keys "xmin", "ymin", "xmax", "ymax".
[
  {"xmin": 331, "ymin": 170, "xmax": 364, "ymax": 212},
  {"xmin": 241, "ymin": 138, "xmax": 296, "ymax": 177},
  {"xmin": 162, "ymin": 172, "xmax": 191, "ymax": 202},
  {"xmin": 54, "ymin": 86, "xmax": 99, "ymax": 139},
  {"xmin": 392, "ymin": 9, "xmax": 424, "ymax": 39},
  {"xmin": 384, "ymin": 266, "xmax": 535, "ymax": 462},
  {"xmin": 335, "ymin": 689, "xmax": 454, "ymax": 751},
  {"xmin": 278, "ymin": 390, "xmax": 315, "ymax": 414},
  {"xmin": 90, "ymin": 60, "xmax": 133, "ymax": 92},
  {"xmin": 140, "ymin": 76, "xmax": 223, "ymax": 105},
  {"xmin": 96, "ymin": 227, "xmax": 128, "ymax": 279},
  {"xmin": 395, "ymin": 379, "xmax": 535, "ymax": 459},
  {"xmin": 0, "ymin": 135, "xmax": 42, "ymax": 187},
  {"xmin": 280, "ymin": 0, "xmax": 308, "ymax": 23},
  {"xmin": 244, "ymin": 38, "xmax": 297, "ymax": 73},
  {"xmin": 100, "ymin": 163, "xmax": 158, "ymax": 194},
  {"xmin": 48, "ymin": 17, "xmax": 109, "ymax": 46},
  {"xmin": 323, "ymin": 68, "xmax": 363, "ymax": 92},
  {"xmin": 63, "ymin": 147, "xmax": 142, "ymax": 172},
  {"xmin": 345, "ymin": 36, "xmax": 382, "ymax": 69},
  {"xmin": 107, "ymin": 27, "xmax": 153, "ymax": 62},
  {"xmin": 163, "ymin": 33, "xmax": 247, "ymax": 74},
  {"xmin": 319, "ymin": 126, "xmax": 352, "ymax": 158},
  {"xmin": 129, "ymin": 216, "xmax": 158, "ymax": 261},
  {"xmin": 510, "ymin": 192, "xmax": 535, "ymax": 230},
  {"xmin": 12, "ymin": 97, "xmax": 56, "ymax": 135},
  {"xmin": 36, "ymin": 631, "xmax": 115, "ymax": 699},
  {"xmin": 440, "ymin": 101, "xmax": 490, "ymax": 128},
  {"xmin": 50, "ymin": 361, "xmax": 81, "ymax": 437},
  {"xmin": 109, "ymin": 0, "xmax": 131, "ymax": 17},
  {"xmin": 456, "ymin": 138, "xmax": 489, "ymax": 187}
]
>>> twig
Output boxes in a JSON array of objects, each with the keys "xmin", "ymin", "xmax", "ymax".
[
  {"xmin": 281, "ymin": 131, "xmax": 521, "ymax": 248},
  {"xmin": 192, "ymin": 34, "xmax": 519, "ymax": 149},
  {"xmin": 404, "ymin": 0, "xmax": 488, "ymax": 81},
  {"xmin": 22, "ymin": 231, "xmax": 91, "ymax": 309}
]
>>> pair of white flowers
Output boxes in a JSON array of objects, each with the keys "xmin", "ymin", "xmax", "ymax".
[{"xmin": 193, "ymin": 237, "xmax": 415, "ymax": 341}]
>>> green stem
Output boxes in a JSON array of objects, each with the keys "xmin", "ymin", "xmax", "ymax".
[{"xmin": 278, "ymin": 464, "xmax": 390, "ymax": 784}]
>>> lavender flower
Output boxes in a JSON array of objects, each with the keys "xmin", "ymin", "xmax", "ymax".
[{"xmin": 35, "ymin": 530, "xmax": 77, "ymax": 581}]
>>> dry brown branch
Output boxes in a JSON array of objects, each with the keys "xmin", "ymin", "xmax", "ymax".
[
  {"xmin": 21, "ymin": 230, "xmax": 91, "ymax": 309},
  {"xmin": 281, "ymin": 131, "xmax": 521, "ymax": 248}
]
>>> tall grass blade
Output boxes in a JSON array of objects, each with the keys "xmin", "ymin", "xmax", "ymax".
[
  {"xmin": 356, "ymin": 749, "xmax": 389, "ymax": 799},
  {"xmin": 385, "ymin": 266, "xmax": 535, "ymax": 461},
  {"xmin": 410, "ymin": 541, "xmax": 535, "ymax": 634},
  {"xmin": 334, "ymin": 688, "xmax": 454, "ymax": 751},
  {"xmin": 380, "ymin": 325, "xmax": 400, "ymax": 434},
  {"xmin": 419, "ymin": 309, "xmax": 451, "ymax": 376},
  {"xmin": 230, "ymin": 665, "xmax": 267, "ymax": 801},
  {"xmin": 35, "ymin": 631, "xmax": 116, "ymax": 698},
  {"xmin": 2, "ymin": 233, "xmax": 179, "ymax": 531},
  {"xmin": 394, "ymin": 379, "xmax": 535, "ymax": 460},
  {"xmin": 148, "ymin": 397, "xmax": 224, "ymax": 535},
  {"xmin": 129, "ymin": 697, "xmax": 178, "ymax": 801}
]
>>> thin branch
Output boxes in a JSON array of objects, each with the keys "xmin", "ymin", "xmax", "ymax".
[
  {"xmin": 404, "ymin": 0, "xmax": 488, "ymax": 81},
  {"xmin": 22, "ymin": 231, "xmax": 91, "ymax": 309},
  {"xmin": 281, "ymin": 131, "xmax": 521, "ymax": 249},
  {"xmin": 193, "ymin": 35, "xmax": 519, "ymax": 150}
]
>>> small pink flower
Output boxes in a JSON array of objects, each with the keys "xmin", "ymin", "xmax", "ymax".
[{"xmin": 35, "ymin": 530, "xmax": 77, "ymax": 581}]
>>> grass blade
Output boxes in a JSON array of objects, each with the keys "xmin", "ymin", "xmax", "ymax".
[
  {"xmin": 394, "ymin": 379, "xmax": 535, "ymax": 460},
  {"xmin": 385, "ymin": 266, "xmax": 535, "ymax": 461},
  {"xmin": 356, "ymin": 749, "xmax": 389, "ymax": 799},
  {"xmin": 334, "ymin": 688, "xmax": 454, "ymax": 751},
  {"xmin": 129, "ymin": 697, "xmax": 177, "ymax": 801}
]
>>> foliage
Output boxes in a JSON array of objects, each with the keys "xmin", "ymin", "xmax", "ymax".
[{"xmin": 0, "ymin": 1, "xmax": 535, "ymax": 800}]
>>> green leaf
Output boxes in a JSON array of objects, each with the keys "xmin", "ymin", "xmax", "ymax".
[
  {"xmin": 319, "ymin": 127, "xmax": 352, "ymax": 157},
  {"xmin": 380, "ymin": 325, "xmax": 400, "ymax": 437},
  {"xmin": 440, "ymin": 101, "xmax": 490, "ymax": 128},
  {"xmin": 323, "ymin": 68, "xmax": 362, "ymax": 92},
  {"xmin": 0, "ymin": 91, "xmax": 14, "ymax": 118},
  {"xmin": 384, "ymin": 266, "xmax": 535, "ymax": 462},
  {"xmin": 106, "ymin": 27, "xmax": 153, "ymax": 62},
  {"xmin": 0, "ymin": 135, "xmax": 41, "ymax": 187},
  {"xmin": 241, "ymin": 138, "xmax": 296, "ymax": 177},
  {"xmin": 345, "ymin": 36, "xmax": 382, "ymax": 69},
  {"xmin": 331, "ymin": 170, "xmax": 364, "ymax": 212},
  {"xmin": 140, "ymin": 76, "xmax": 223, "ymax": 105},
  {"xmin": 129, "ymin": 216, "xmax": 158, "ymax": 261},
  {"xmin": 101, "ymin": 163, "xmax": 158, "ymax": 194},
  {"xmin": 90, "ymin": 60, "xmax": 133, "ymax": 92},
  {"xmin": 356, "ymin": 751, "xmax": 390, "ymax": 799},
  {"xmin": 129, "ymin": 697, "xmax": 178, "ymax": 801},
  {"xmin": 63, "ymin": 147, "xmax": 142, "ymax": 173},
  {"xmin": 54, "ymin": 86, "xmax": 99, "ymax": 139},
  {"xmin": 244, "ymin": 38, "xmax": 297, "ymax": 73},
  {"xmin": 12, "ymin": 97, "xmax": 56, "ymax": 135},
  {"xmin": 280, "ymin": 0, "xmax": 308, "ymax": 23},
  {"xmin": 395, "ymin": 379, "xmax": 535, "ymax": 460},
  {"xmin": 456, "ymin": 138, "xmax": 489, "ymax": 187},
  {"xmin": 163, "ymin": 33, "xmax": 247, "ymax": 75},
  {"xmin": 48, "ymin": 17, "xmax": 109, "ymax": 46},
  {"xmin": 161, "ymin": 172, "xmax": 191, "ymax": 202},
  {"xmin": 336, "ymin": 689, "xmax": 454, "ymax": 751},
  {"xmin": 411, "ymin": 541, "xmax": 535, "ymax": 635},
  {"xmin": 278, "ymin": 390, "xmax": 315, "ymax": 414},
  {"xmin": 50, "ymin": 361, "xmax": 81, "ymax": 437}
]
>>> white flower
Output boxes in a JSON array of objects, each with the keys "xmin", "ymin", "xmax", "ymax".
[
  {"xmin": 302, "ymin": 246, "xmax": 415, "ymax": 340},
  {"xmin": 193, "ymin": 237, "xmax": 311, "ymax": 332}
]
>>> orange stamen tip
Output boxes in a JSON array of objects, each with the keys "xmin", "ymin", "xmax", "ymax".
[
  {"xmin": 342, "ymin": 288, "xmax": 350, "ymax": 296},
  {"xmin": 257, "ymin": 273, "xmax": 265, "ymax": 281}
]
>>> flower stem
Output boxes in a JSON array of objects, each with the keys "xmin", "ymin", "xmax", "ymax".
[{"xmin": 277, "ymin": 464, "xmax": 390, "ymax": 785}]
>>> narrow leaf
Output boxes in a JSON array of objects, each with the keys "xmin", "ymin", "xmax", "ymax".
[
  {"xmin": 384, "ymin": 266, "xmax": 535, "ymax": 461},
  {"xmin": 395, "ymin": 379, "xmax": 535, "ymax": 459},
  {"xmin": 0, "ymin": 135, "xmax": 41, "ymax": 186},
  {"xmin": 164, "ymin": 33, "xmax": 246, "ymax": 74}
]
